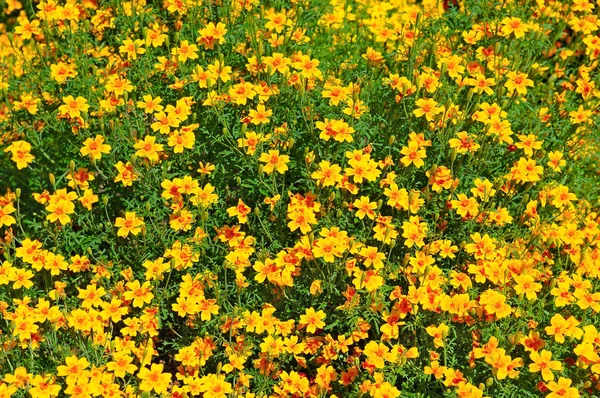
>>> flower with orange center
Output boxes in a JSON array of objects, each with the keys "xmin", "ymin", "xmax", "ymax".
[
  {"xmin": 59, "ymin": 95, "xmax": 89, "ymax": 118},
  {"xmin": 80, "ymin": 135, "xmax": 111, "ymax": 160},
  {"xmin": 46, "ymin": 199, "xmax": 75, "ymax": 225},
  {"xmin": 56, "ymin": 355, "xmax": 90, "ymax": 385},
  {"xmin": 248, "ymin": 104, "xmax": 273, "ymax": 125},
  {"xmin": 106, "ymin": 351, "xmax": 137, "ymax": 378},
  {"xmin": 259, "ymin": 150, "xmax": 290, "ymax": 174},
  {"xmin": 134, "ymin": 135, "xmax": 164, "ymax": 162},
  {"xmin": 505, "ymin": 71, "xmax": 534, "ymax": 95},
  {"xmin": 29, "ymin": 375, "xmax": 61, "ymax": 398},
  {"xmin": 299, "ymin": 307, "xmax": 326, "ymax": 333},
  {"xmin": 123, "ymin": 280, "xmax": 154, "ymax": 308},
  {"xmin": 4, "ymin": 140, "xmax": 35, "ymax": 169},
  {"xmin": 546, "ymin": 377, "xmax": 580, "ymax": 398},
  {"xmin": 400, "ymin": 140, "xmax": 427, "ymax": 168},
  {"xmin": 227, "ymin": 199, "xmax": 251, "ymax": 224},
  {"xmin": 114, "ymin": 212, "xmax": 145, "ymax": 238},
  {"xmin": 450, "ymin": 194, "xmax": 479, "ymax": 218},
  {"xmin": 137, "ymin": 363, "xmax": 171, "ymax": 394},
  {"xmin": 413, "ymin": 98, "xmax": 443, "ymax": 121},
  {"xmin": 529, "ymin": 350, "xmax": 562, "ymax": 381}
]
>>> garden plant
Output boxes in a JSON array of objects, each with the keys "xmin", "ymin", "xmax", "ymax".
[{"xmin": 1, "ymin": 0, "xmax": 600, "ymax": 396}]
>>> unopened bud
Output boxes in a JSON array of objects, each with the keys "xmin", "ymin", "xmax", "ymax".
[
  {"xmin": 15, "ymin": 188, "xmax": 21, "ymax": 198},
  {"xmin": 49, "ymin": 173, "xmax": 56, "ymax": 187},
  {"xmin": 451, "ymin": 148, "xmax": 458, "ymax": 162},
  {"xmin": 466, "ymin": 88, "xmax": 474, "ymax": 103}
]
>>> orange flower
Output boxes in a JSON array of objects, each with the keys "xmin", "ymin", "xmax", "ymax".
[{"xmin": 227, "ymin": 199, "xmax": 251, "ymax": 224}]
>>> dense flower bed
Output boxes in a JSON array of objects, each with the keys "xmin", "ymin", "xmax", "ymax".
[{"xmin": 1, "ymin": 0, "xmax": 600, "ymax": 396}]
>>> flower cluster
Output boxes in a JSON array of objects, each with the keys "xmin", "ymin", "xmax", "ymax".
[{"xmin": 0, "ymin": 0, "xmax": 600, "ymax": 397}]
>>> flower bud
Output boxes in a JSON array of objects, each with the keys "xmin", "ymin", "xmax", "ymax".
[
  {"xmin": 403, "ymin": 253, "xmax": 410, "ymax": 267},
  {"xmin": 466, "ymin": 88, "xmax": 474, "ymax": 103},
  {"xmin": 15, "ymin": 188, "xmax": 21, "ymax": 198},
  {"xmin": 49, "ymin": 173, "xmax": 56, "ymax": 187}
]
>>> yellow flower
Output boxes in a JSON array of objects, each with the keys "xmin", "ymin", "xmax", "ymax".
[
  {"xmin": 106, "ymin": 351, "xmax": 137, "ymax": 378},
  {"xmin": 0, "ymin": 203, "xmax": 16, "ymax": 227},
  {"xmin": 248, "ymin": 104, "xmax": 273, "ymax": 125},
  {"xmin": 119, "ymin": 38, "xmax": 146, "ymax": 60},
  {"xmin": 505, "ymin": 71, "xmax": 534, "ymax": 95},
  {"xmin": 115, "ymin": 212, "xmax": 145, "ymax": 237},
  {"xmin": 58, "ymin": 95, "xmax": 89, "ymax": 118},
  {"xmin": 529, "ymin": 350, "xmax": 562, "ymax": 381},
  {"xmin": 299, "ymin": 307, "xmax": 326, "ymax": 333},
  {"xmin": 137, "ymin": 363, "xmax": 171, "ymax": 394},
  {"xmin": 259, "ymin": 150, "xmax": 289, "ymax": 174},
  {"xmin": 4, "ymin": 140, "xmax": 35, "ymax": 169},
  {"xmin": 123, "ymin": 280, "xmax": 154, "ymax": 308},
  {"xmin": 80, "ymin": 135, "xmax": 111, "ymax": 160},
  {"xmin": 134, "ymin": 135, "xmax": 164, "ymax": 162},
  {"xmin": 46, "ymin": 200, "xmax": 75, "ymax": 225},
  {"xmin": 546, "ymin": 377, "xmax": 580, "ymax": 398}
]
